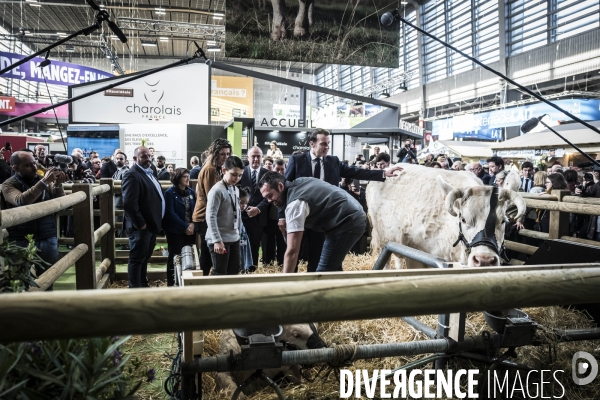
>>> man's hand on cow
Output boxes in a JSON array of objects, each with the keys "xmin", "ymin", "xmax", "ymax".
[
  {"xmin": 214, "ymin": 241, "xmax": 226, "ymax": 254},
  {"xmin": 513, "ymin": 221, "xmax": 525, "ymax": 230},
  {"xmin": 246, "ymin": 206, "xmax": 259, "ymax": 218},
  {"xmin": 384, "ymin": 165, "xmax": 403, "ymax": 177},
  {"xmin": 278, "ymin": 219, "xmax": 287, "ymax": 236}
]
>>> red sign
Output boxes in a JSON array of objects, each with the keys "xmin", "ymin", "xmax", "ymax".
[{"xmin": 0, "ymin": 96, "xmax": 16, "ymax": 112}]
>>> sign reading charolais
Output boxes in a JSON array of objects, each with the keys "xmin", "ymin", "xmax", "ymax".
[{"xmin": 69, "ymin": 63, "xmax": 209, "ymax": 125}]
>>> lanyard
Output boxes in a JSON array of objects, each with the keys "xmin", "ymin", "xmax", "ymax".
[{"xmin": 222, "ymin": 180, "xmax": 238, "ymax": 222}]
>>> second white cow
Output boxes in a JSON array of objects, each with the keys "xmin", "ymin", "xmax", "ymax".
[{"xmin": 366, "ymin": 164, "xmax": 526, "ymax": 268}]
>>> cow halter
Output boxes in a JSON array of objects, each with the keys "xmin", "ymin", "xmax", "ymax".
[{"xmin": 452, "ymin": 186, "xmax": 509, "ymax": 263}]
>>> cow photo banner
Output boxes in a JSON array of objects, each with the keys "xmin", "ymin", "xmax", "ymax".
[{"xmin": 225, "ymin": 0, "xmax": 400, "ymax": 68}]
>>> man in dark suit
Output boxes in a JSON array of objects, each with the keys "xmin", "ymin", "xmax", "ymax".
[
  {"xmin": 520, "ymin": 161, "xmax": 534, "ymax": 192},
  {"xmin": 239, "ymin": 146, "xmax": 270, "ymax": 269},
  {"xmin": 284, "ymin": 128, "xmax": 402, "ymax": 272},
  {"xmin": 156, "ymin": 156, "xmax": 171, "ymax": 180},
  {"xmin": 100, "ymin": 148, "xmax": 122, "ymax": 179},
  {"xmin": 122, "ymin": 146, "xmax": 165, "ymax": 288}
]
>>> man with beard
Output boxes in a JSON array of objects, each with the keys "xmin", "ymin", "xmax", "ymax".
[
  {"xmin": 156, "ymin": 155, "xmax": 171, "ymax": 180},
  {"xmin": 122, "ymin": 146, "xmax": 165, "ymax": 288},
  {"xmin": 101, "ymin": 148, "xmax": 123, "ymax": 178},
  {"xmin": 260, "ymin": 171, "xmax": 365, "ymax": 273},
  {"xmin": 2, "ymin": 151, "xmax": 67, "ymax": 289}
]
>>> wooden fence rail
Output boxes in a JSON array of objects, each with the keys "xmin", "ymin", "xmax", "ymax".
[
  {"xmin": 0, "ymin": 180, "xmax": 115, "ymax": 291},
  {"xmin": 519, "ymin": 189, "xmax": 600, "ymax": 246},
  {"xmin": 1, "ymin": 264, "xmax": 600, "ymax": 342}
]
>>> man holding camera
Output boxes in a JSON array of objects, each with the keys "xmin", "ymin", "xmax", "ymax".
[
  {"xmin": 2, "ymin": 151, "xmax": 67, "ymax": 289},
  {"xmin": 397, "ymin": 139, "xmax": 417, "ymax": 163}
]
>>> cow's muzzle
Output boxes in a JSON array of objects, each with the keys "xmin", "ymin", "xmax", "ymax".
[{"xmin": 452, "ymin": 186, "xmax": 509, "ymax": 263}]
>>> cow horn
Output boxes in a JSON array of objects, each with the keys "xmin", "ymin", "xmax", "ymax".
[
  {"xmin": 445, "ymin": 188, "xmax": 463, "ymax": 217},
  {"xmin": 503, "ymin": 189, "xmax": 527, "ymax": 221}
]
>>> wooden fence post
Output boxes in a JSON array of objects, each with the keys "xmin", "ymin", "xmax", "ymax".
[
  {"xmin": 73, "ymin": 184, "xmax": 96, "ymax": 290},
  {"xmin": 100, "ymin": 179, "xmax": 116, "ymax": 282},
  {"xmin": 549, "ymin": 189, "xmax": 571, "ymax": 239}
]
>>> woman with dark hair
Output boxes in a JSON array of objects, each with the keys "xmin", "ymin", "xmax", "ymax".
[
  {"xmin": 266, "ymin": 140, "xmax": 283, "ymax": 160},
  {"xmin": 536, "ymin": 173, "xmax": 568, "ymax": 233},
  {"xmin": 563, "ymin": 169, "xmax": 579, "ymax": 193},
  {"xmin": 192, "ymin": 138, "xmax": 232, "ymax": 275},
  {"xmin": 163, "ymin": 168, "xmax": 196, "ymax": 286}
]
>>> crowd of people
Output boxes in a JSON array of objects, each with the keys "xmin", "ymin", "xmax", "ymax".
[{"xmin": 1, "ymin": 134, "xmax": 599, "ymax": 289}]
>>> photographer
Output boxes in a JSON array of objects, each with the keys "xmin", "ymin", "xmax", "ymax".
[
  {"xmin": 353, "ymin": 154, "xmax": 365, "ymax": 166},
  {"xmin": 2, "ymin": 151, "xmax": 67, "ymax": 289},
  {"xmin": 397, "ymin": 139, "xmax": 417, "ymax": 163},
  {"xmin": 575, "ymin": 168, "xmax": 600, "ymax": 241}
]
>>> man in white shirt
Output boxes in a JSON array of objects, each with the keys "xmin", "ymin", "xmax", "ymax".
[{"xmin": 260, "ymin": 171, "xmax": 366, "ymax": 273}]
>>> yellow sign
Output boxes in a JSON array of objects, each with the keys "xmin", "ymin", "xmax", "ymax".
[{"xmin": 211, "ymin": 76, "xmax": 253, "ymax": 122}]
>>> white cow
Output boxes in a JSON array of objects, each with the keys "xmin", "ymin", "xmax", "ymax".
[{"xmin": 366, "ymin": 164, "xmax": 526, "ymax": 268}]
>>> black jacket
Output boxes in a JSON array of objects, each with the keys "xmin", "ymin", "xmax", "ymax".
[
  {"xmin": 100, "ymin": 160, "xmax": 117, "ymax": 179},
  {"xmin": 239, "ymin": 166, "xmax": 270, "ymax": 227},
  {"xmin": 285, "ymin": 152, "xmax": 385, "ymax": 186},
  {"xmin": 122, "ymin": 163, "xmax": 164, "ymax": 234},
  {"xmin": 189, "ymin": 165, "xmax": 201, "ymax": 179},
  {"xmin": 157, "ymin": 168, "xmax": 171, "ymax": 181},
  {"xmin": 397, "ymin": 146, "xmax": 417, "ymax": 163}
]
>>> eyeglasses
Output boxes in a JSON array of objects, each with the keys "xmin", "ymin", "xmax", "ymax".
[{"xmin": 93, "ymin": 161, "xmax": 101, "ymax": 164}]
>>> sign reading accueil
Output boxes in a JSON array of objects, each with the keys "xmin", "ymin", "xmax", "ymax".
[
  {"xmin": 69, "ymin": 63, "xmax": 209, "ymax": 125},
  {"xmin": 0, "ymin": 51, "xmax": 112, "ymax": 86}
]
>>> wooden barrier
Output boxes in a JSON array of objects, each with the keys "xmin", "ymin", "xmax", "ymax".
[
  {"xmin": 2, "ymin": 264, "xmax": 600, "ymax": 342},
  {"xmin": 30, "ymin": 244, "xmax": 89, "ymax": 292},
  {"xmin": 72, "ymin": 184, "xmax": 96, "ymax": 290},
  {"xmin": 0, "ymin": 192, "xmax": 86, "ymax": 229},
  {"xmin": 96, "ymin": 258, "xmax": 112, "ymax": 284},
  {"xmin": 99, "ymin": 179, "xmax": 116, "ymax": 281},
  {"xmin": 504, "ymin": 240, "xmax": 537, "ymax": 255},
  {"xmin": 515, "ymin": 190, "xmax": 600, "ymax": 255},
  {"xmin": 93, "ymin": 223, "xmax": 111, "ymax": 245}
]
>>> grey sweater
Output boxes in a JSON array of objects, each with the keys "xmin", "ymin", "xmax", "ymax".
[{"xmin": 205, "ymin": 180, "xmax": 241, "ymax": 245}]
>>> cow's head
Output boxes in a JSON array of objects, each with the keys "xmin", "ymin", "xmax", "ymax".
[
  {"xmin": 437, "ymin": 176, "xmax": 526, "ymax": 267},
  {"xmin": 279, "ymin": 323, "xmax": 326, "ymax": 350}
]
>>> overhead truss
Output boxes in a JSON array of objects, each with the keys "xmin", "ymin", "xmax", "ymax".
[{"xmin": 117, "ymin": 18, "xmax": 225, "ymax": 40}]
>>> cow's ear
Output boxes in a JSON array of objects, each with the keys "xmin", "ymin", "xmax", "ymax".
[{"xmin": 436, "ymin": 175, "xmax": 455, "ymax": 196}]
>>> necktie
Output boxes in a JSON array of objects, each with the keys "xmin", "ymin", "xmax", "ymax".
[
  {"xmin": 314, "ymin": 157, "xmax": 321, "ymax": 179},
  {"xmin": 524, "ymin": 178, "xmax": 529, "ymax": 191},
  {"xmin": 252, "ymin": 169, "xmax": 257, "ymax": 191}
]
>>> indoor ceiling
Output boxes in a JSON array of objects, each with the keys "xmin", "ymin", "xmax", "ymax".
[{"xmin": 0, "ymin": 0, "xmax": 323, "ymax": 73}]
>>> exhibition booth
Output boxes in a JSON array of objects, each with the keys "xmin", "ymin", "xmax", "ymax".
[
  {"xmin": 491, "ymin": 120, "xmax": 600, "ymax": 168},
  {"xmin": 418, "ymin": 140, "xmax": 494, "ymax": 164}
]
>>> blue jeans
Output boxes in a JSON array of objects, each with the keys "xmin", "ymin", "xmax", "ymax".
[
  {"xmin": 127, "ymin": 229, "xmax": 157, "ymax": 288},
  {"xmin": 15, "ymin": 236, "xmax": 58, "ymax": 291},
  {"xmin": 316, "ymin": 221, "xmax": 366, "ymax": 272}
]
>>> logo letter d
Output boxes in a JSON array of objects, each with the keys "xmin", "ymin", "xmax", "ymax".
[{"xmin": 573, "ymin": 351, "xmax": 598, "ymax": 385}]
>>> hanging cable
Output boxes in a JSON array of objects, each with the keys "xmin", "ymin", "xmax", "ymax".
[{"xmin": 42, "ymin": 75, "xmax": 67, "ymax": 152}]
